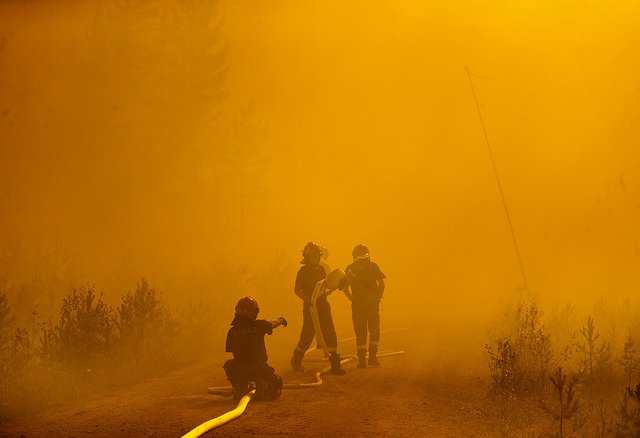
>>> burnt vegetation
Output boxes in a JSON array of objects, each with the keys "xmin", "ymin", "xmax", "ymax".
[{"xmin": 486, "ymin": 298, "xmax": 640, "ymax": 437}]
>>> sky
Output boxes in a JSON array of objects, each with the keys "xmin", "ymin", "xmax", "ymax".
[{"xmin": 1, "ymin": 0, "xmax": 640, "ymax": 326}]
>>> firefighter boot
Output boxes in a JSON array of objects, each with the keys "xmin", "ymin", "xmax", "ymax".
[
  {"xmin": 329, "ymin": 353, "xmax": 346, "ymax": 375},
  {"xmin": 290, "ymin": 350, "xmax": 305, "ymax": 372},
  {"xmin": 357, "ymin": 348, "xmax": 367, "ymax": 368},
  {"xmin": 368, "ymin": 344, "xmax": 380, "ymax": 366}
]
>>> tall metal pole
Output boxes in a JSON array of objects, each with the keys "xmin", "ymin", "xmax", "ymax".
[{"xmin": 465, "ymin": 66, "xmax": 530, "ymax": 293}]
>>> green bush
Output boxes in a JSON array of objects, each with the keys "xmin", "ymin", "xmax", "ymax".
[
  {"xmin": 116, "ymin": 279, "xmax": 178, "ymax": 372},
  {"xmin": 0, "ymin": 279, "xmax": 185, "ymax": 422},
  {"xmin": 54, "ymin": 286, "xmax": 115, "ymax": 368}
]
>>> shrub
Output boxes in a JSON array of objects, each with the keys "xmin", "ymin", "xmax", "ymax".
[
  {"xmin": 54, "ymin": 286, "xmax": 116, "ymax": 369},
  {"xmin": 0, "ymin": 293, "xmax": 14, "ymax": 347},
  {"xmin": 116, "ymin": 279, "xmax": 178, "ymax": 374},
  {"xmin": 515, "ymin": 301, "xmax": 554, "ymax": 393},
  {"xmin": 486, "ymin": 338, "xmax": 520, "ymax": 418},
  {"xmin": 615, "ymin": 385, "xmax": 640, "ymax": 436},
  {"xmin": 0, "ymin": 279, "xmax": 192, "ymax": 422},
  {"xmin": 176, "ymin": 301, "xmax": 219, "ymax": 358},
  {"xmin": 486, "ymin": 300, "xmax": 553, "ymax": 401},
  {"xmin": 1, "ymin": 327, "xmax": 37, "ymax": 422}
]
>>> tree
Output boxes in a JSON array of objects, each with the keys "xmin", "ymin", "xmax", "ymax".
[
  {"xmin": 539, "ymin": 367, "xmax": 581, "ymax": 438},
  {"xmin": 620, "ymin": 333, "xmax": 638, "ymax": 388}
]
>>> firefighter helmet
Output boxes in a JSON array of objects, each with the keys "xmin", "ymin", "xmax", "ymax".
[
  {"xmin": 352, "ymin": 244, "xmax": 370, "ymax": 261},
  {"xmin": 235, "ymin": 296, "xmax": 260, "ymax": 318},
  {"xmin": 319, "ymin": 245, "xmax": 329, "ymax": 260},
  {"xmin": 300, "ymin": 242, "xmax": 321, "ymax": 263}
]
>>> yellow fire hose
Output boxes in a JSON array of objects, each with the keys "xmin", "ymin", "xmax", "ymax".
[
  {"xmin": 206, "ymin": 329, "xmax": 407, "ymax": 394},
  {"xmin": 188, "ymin": 350, "xmax": 405, "ymax": 437},
  {"xmin": 205, "ymin": 353, "xmax": 351, "ymax": 396},
  {"xmin": 282, "ymin": 351, "xmax": 405, "ymax": 389},
  {"xmin": 180, "ymin": 390, "xmax": 255, "ymax": 438}
]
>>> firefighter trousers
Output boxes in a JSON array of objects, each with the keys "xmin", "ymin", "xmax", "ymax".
[
  {"xmin": 294, "ymin": 299, "xmax": 338, "ymax": 354},
  {"xmin": 352, "ymin": 300, "xmax": 380, "ymax": 351}
]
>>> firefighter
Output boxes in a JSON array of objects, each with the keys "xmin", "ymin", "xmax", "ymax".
[
  {"xmin": 342, "ymin": 244, "xmax": 386, "ymax": 368},
  {"xmin": 223, "ymin": 296, "xmax": 288, "ymax": 400},
  {"xmin": 315, "ymin": 245, "xmax": 331, "ymax": 350},
  {"xmin": 290, "ymin": 242, "xmax": 346, "ymax": 375}
]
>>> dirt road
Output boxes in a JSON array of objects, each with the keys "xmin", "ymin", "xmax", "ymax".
[{"xmin": 3, "ymin": 329, "xmax": 495, "ymax": 437}]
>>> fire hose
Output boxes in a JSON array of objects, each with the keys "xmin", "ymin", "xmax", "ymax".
[
  {"xmin": 204, "ymin": 275, "xmax": 342, "ymax": 398},
  {"xmin": 181, "ymin": 273, "xmax": 406, "ymax": 437},
  {"xmin": 183, "ymin": 349, "xmax": 405, "ymax": 437},
  {"xmin": 185, "ymin": 351, "xmax": 403, "ymax": 436},
  {"xmin": 180, "ymin": 390, "xmax": 255, "ymax": 438}
]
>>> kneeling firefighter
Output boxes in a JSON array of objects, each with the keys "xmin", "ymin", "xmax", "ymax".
[
  {"xmin": 290, "ymin": 242, "xmax": 346, "ymax": 375},
  {"xmin": 223, "ymin": 296, "xmax": 288, "ymax": 400}
]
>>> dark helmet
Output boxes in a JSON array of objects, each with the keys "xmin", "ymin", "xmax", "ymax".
[
  {"xmin": 235, "ymin": 296, "xmax": 260, "ymax": 318},
  {"xmin": 301, "ymin": 242, "xmax": 321, "ymax": 263},
  {"xmin": 352, "ymin": 244, "xmax": 370, "ymax": 261}
]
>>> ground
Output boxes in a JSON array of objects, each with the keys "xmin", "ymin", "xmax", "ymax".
[{"xmin": 2, "ymin": 327, "xmax": 496, "ymax": 437}]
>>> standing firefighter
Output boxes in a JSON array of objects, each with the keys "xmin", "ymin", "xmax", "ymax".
[
  {"xmin": 290, "ymin": 242, "xmax": 346, "ymax": 375},
  {"xmin": 223, "ymin": 296, "xmax": 287, "ymax": 400},
  {"xmin": 343, "ymin": 244, "xmax": 386, "ymax": 368}
]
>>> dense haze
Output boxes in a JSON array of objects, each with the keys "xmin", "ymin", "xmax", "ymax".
[{"xmin": 1, "ymin": 0, "xmax": 640, "ymax": 331}]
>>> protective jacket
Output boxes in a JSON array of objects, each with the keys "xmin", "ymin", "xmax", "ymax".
[
  {"xmin": 225, "ymin": 315, "xmax": 273, "ymax": 362},
  {"xmin": 293, "ymin": 263, "xmax": 338, "ymax": 355},
  {"xmin": 295, "ymin": 264, "xmax": 327, "ymax": 303},
  {"xmin": 345, "ymin": 259, "xmax": 386, "ymax": 302},
  {"xmin": 345, "ymin": 258, "xmax": 386, "ymax": 360}
]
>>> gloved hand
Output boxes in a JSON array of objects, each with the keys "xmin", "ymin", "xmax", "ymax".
[{"xmin": 278, "ymin": 317, "xmax": 288, "ymax": 327}]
